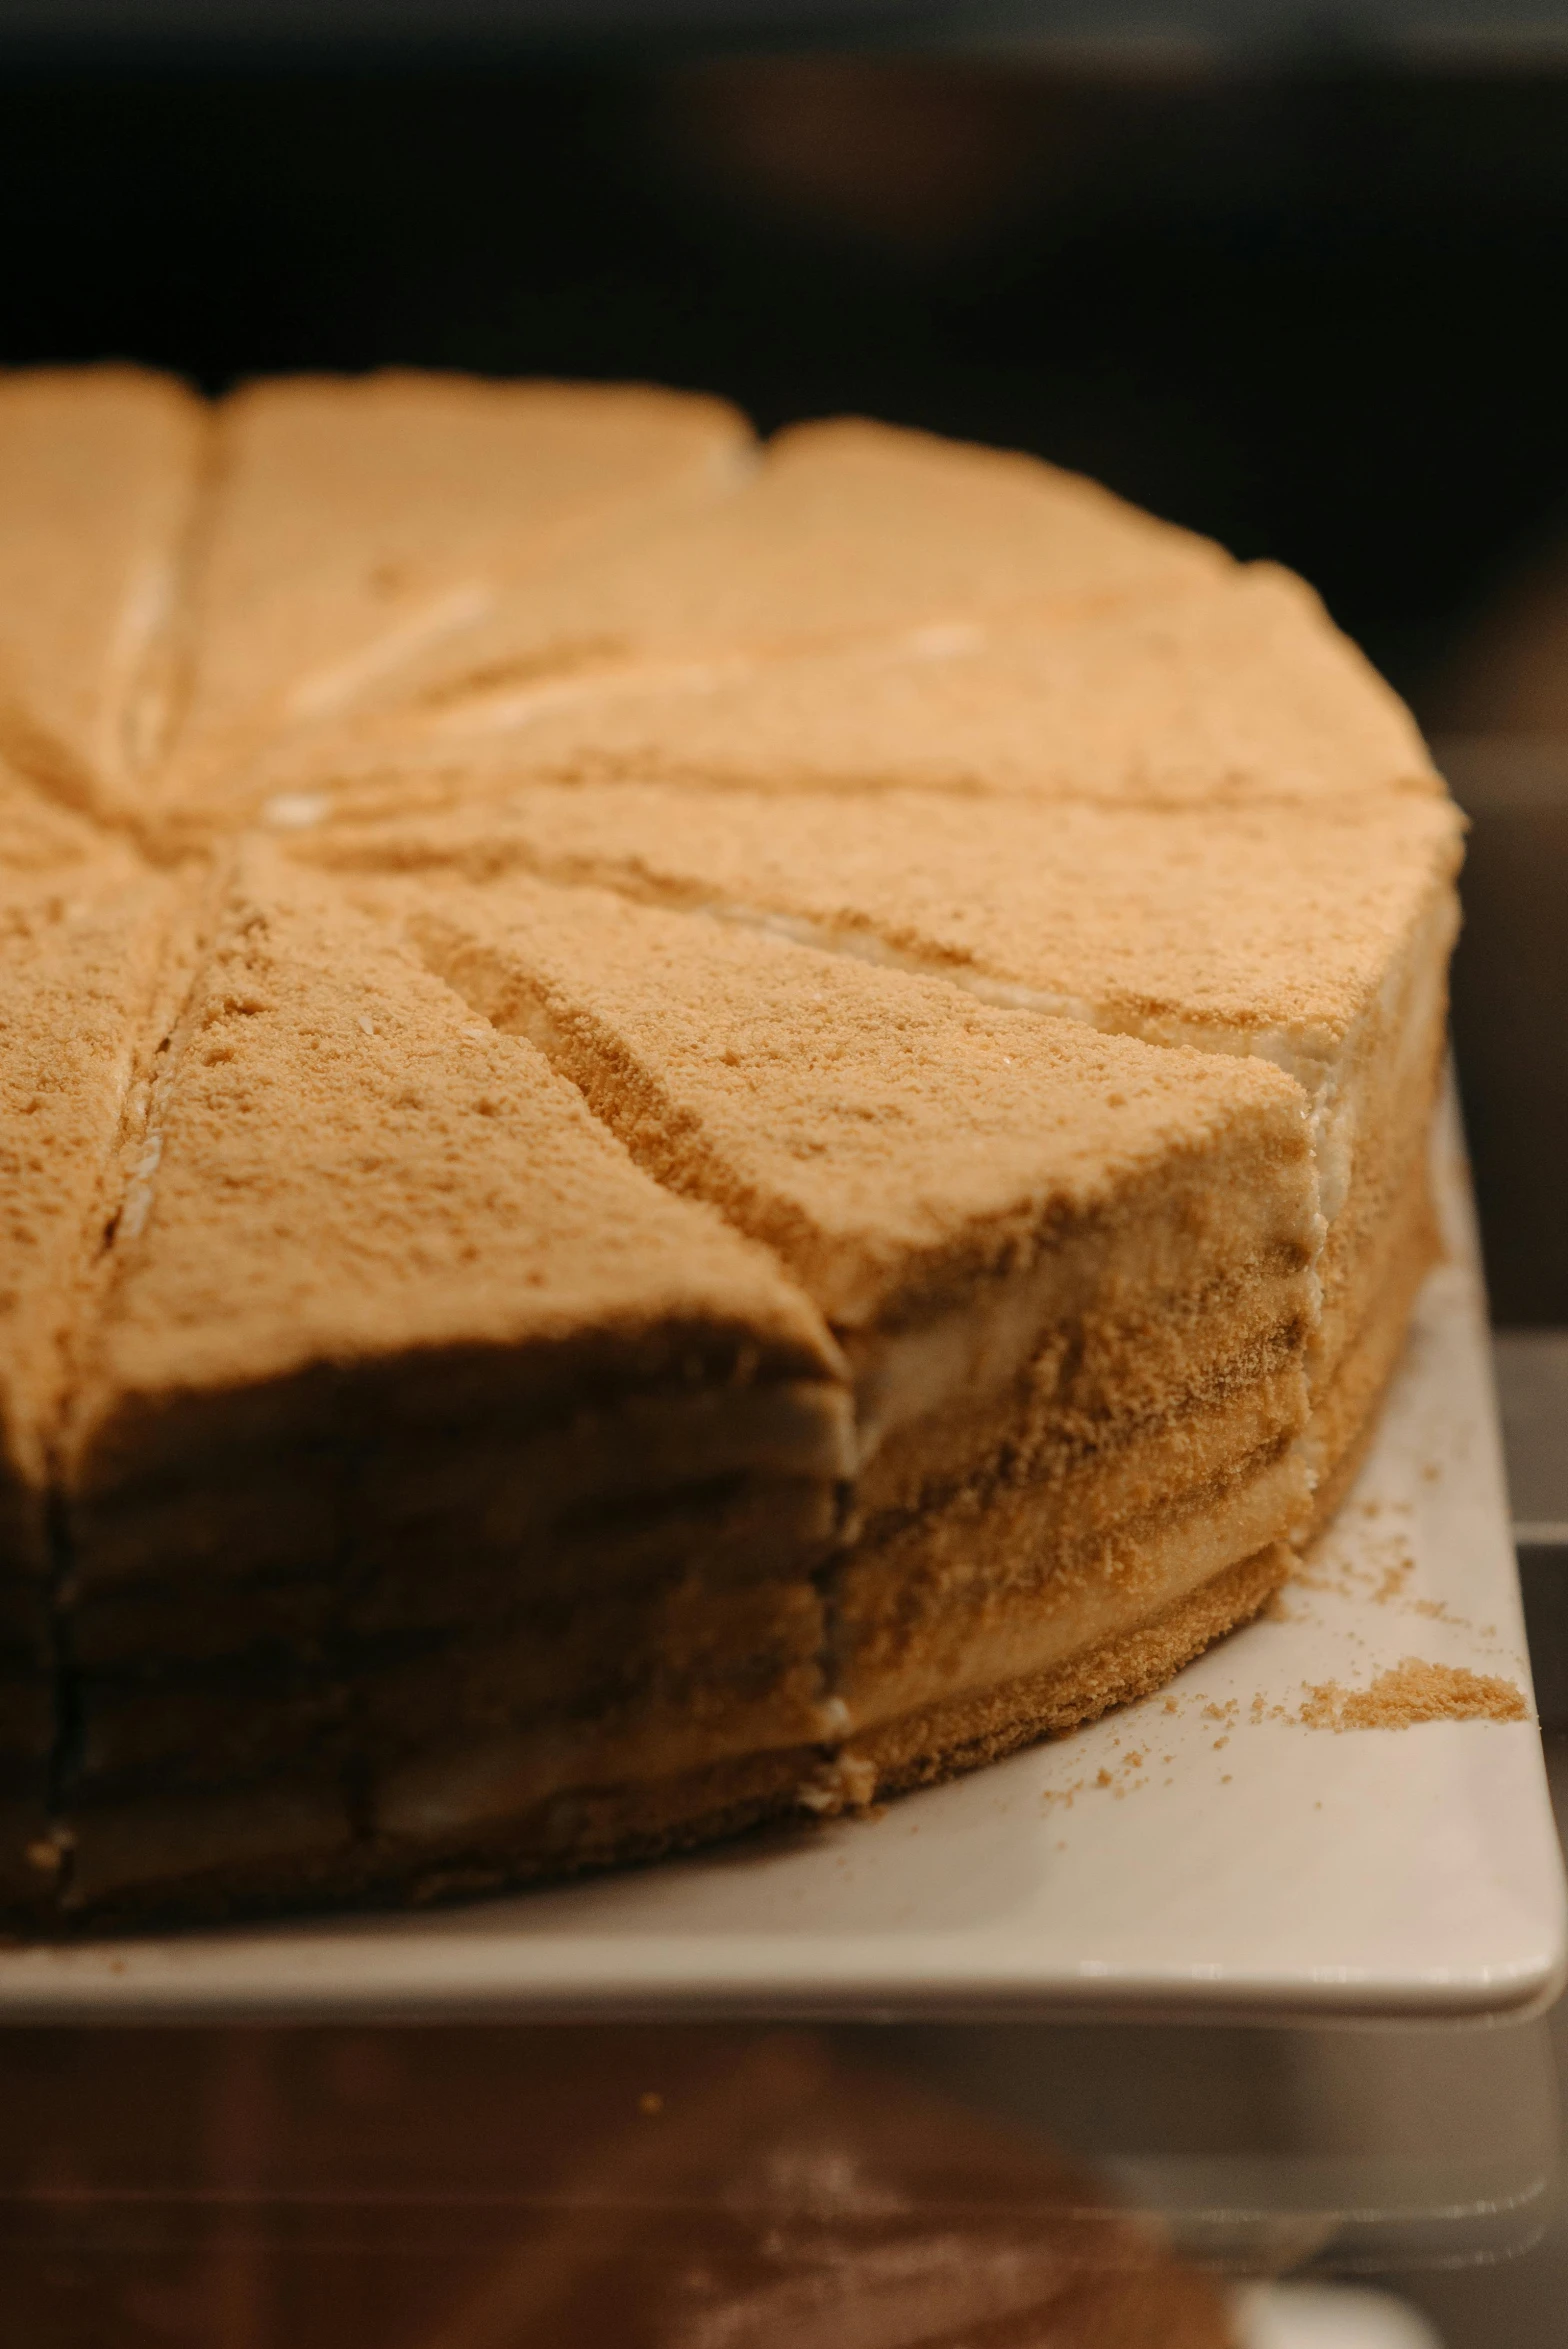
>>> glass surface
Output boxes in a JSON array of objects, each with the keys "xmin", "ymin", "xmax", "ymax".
[{"xmin": 0, "ymin": 2009, "xmax": 1556, "ymax": 2343}]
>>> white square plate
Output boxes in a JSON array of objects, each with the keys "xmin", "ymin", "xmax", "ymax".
[{"xmin": 4, "ymin": 1096, "xmax": 1563, "ymax": 2023}]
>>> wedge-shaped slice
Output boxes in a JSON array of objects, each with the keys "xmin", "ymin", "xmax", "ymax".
[
  {"xmin": 249, "ymin": 417, "xmax": 1228, "ymax": 784},
  {"xmin": 0, "ymin": 366, "xmax": 205, "ymax": 821},
  {"xmin": 370, "ymin": 867, "xmax": 1318, "ymax": 1784},
  {"xmin": 162, "ymin": 374, "xmax": 752, "ymax": 816},
  {"xmin": 53, "ymin": 848, "xmax": 851, "ymax": 1921},
  {"xmin": 251, "ymin": 560, "xmax": 1438, "ymax": 830},
  {"xmin": 305, "ymin": 780, "xmax": 1459, "ymax": 1516},
  {"xmin": 0, "ymin": 843, "xmax": 191, "ymax": 1906}
]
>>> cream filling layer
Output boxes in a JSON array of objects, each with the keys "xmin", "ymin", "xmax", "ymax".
[
  {"xmin": 368, "ymin": 1437, "xmax": 1295, "ymax": 1841},
  {"xmin": 836, "ymin": 1440, "xmax": 1304, "ymax": 1734}
]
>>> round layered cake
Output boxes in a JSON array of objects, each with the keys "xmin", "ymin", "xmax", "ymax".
[{"xmin": 0, "ymin": 369, "xmax": 1462, "ymax": 1925}]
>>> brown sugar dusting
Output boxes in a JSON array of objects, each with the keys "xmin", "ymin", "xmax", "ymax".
[{"xmin": 1299, "ymin": 1657, "xmax": 1527, "ymax": 1731}]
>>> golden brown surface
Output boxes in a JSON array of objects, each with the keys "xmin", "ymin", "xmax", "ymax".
[
  {"xmin": 253, "ymin": 558, "xmax": 1439, "ymax": 824},
  {"xmin": 165, "ymin": 374, "xmax": 750, "ymax": 814},
  {"xmin": 0, "ymin": 367, "xmax": 203, "ymax": 823},
  {"xmin": 335, "ymin": 778, "xmax": 1458, "ymax": 1051},
  {"xmin": 0, "ymin": 368, "xmax": 1460, "ymax": 1927}
]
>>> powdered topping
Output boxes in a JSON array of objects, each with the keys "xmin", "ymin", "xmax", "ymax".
[
  {"xmin": 0, "ymin": 367, "xmax": 205, "ymax": 820},
  {"xmin": 380, "ymin": 863, "xmax": 1316, "ymax": 1328},
  {"xmin": 303, "ymin": 780, "xmax": 1462, "ymax": 1052},
  {"xmin": 65, "ymin": 846, "xmax": 844, "ymax": 1446},
  {"xmin": 163, "ymin": 374, "xmax": 753, "ymax": 806},
  {"xmin": 262, "ymin": 559, "xmax": 1437, "ymax": 820}
]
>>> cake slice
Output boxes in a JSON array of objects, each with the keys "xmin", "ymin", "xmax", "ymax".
[
  {"xmin": 160, "ymin": 374, "xmax": 753, "ymax": 821},
  {"xmin": 246, "ymin": 558, "xmax": 1440, "ymax": 831},
  {"xmin": 0, "ymin": 366, "xmax": 205, "ymax": 825},
  {"xmin": 229, "ymin": 416, "xmax": 1231, "ymax": 817},
  {"xmin": 303, "ymin": 779, "xmax": 1460, "ymax": 1521},
  {"xmin": 352, "ymin": 865, "xmax": 1318, "ymax": 1795},
  {"xmin": 51, "ymin": 847, "xmax": 852, "ymax": 1920}
]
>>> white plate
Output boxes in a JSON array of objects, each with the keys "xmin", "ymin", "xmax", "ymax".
[{"xmin": 4, "ymin": 1095, "xmax": 1563, "ymax": 2023}]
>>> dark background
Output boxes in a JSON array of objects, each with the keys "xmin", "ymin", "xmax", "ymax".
[{"xmin": 4, "ymin": 39, "xmax": 1567, "ymax": 1309}]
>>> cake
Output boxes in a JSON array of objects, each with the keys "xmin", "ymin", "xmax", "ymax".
[{"xmin": 0, "ymin": 367, "xmax": 1462, "ymax": 1926}]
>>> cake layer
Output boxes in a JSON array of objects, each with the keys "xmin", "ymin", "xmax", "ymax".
[
  {"xmin": 0, "ymin": 366, "xmax": 205, "ymax": 824},
  {"xmin": 1304, "ymin": 1151, "xmax": 1442, "ymax": 1534},
  {"xmin": 850, "ymin": 1541, "xmax": 1292, "ymax": 1799},
  {"xmin": 61, "ymin": 1775, "xmax": 358, "ymax": 1919},
  {"xmin": 63, "ymin": 1471, "xmax": 845, "ymax": 1803},
  {"xmin": 837, "ymin": 1420, "xmax": 1303, "ymax": 1740},
  {"xmin": 57, "ymin": 1544, "xmax": 1292, "ymax": 1925},
  {"xmin": 61, "ymin": 1476, "xmax": 837, "ymax": 1680},
  {"xmin": 162, "ymin": 374, "xmax": 753, "ymax": 819}
]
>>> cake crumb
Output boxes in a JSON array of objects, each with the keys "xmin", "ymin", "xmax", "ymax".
[
  {"xmin": 1299, "ymin": 1658, "xmax": 1527, "ymax": 1731},
  {"xmin": 1373, "ymin": 1549, "xmax": 1415, "ymax": 1604}
]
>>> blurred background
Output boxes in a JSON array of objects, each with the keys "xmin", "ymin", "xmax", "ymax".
[{"xmin": 5, "ymin": 5, "xmax": 1568, "ymax": 2343}]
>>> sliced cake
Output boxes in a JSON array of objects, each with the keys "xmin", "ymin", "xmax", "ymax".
[
  {"xmin": 356, "ymin": 866, "xmax": 1318, "ymax": 1797},
  {"xmin": 49, "ymin": 847, "xmax": 852, "ymax": 1919}
]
